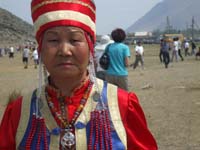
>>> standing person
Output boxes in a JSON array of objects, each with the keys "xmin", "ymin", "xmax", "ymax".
[
  {"xmin": 22, "ymin": 46, "xmax": 30, "ymax": 69},
  {"xmin": 184, "ymin": 40, "xmax": 190, "ymax": 56},
  {"xmin": 94, "ymin": 35, "xmax": 113, "ymax": 80},
  {"xmin": 32, "ymin": 47, "xmax": 39, "ymax": 69},
  {"xmin": 161, "ymin": 39, "xmax": 170, "ymax": 68},
  {"xmin": 9, "ymin": 46, "xmax": 14, "ymax": 58},
  {"xmin": 0, "ymin": 0, "xmax": 157, "ymax": 150},
  {"xmin": 0, "ymin": 48, "xmax": 2, "ymax": 57},
  {"xmin": 105, "ymin": 28, "xmax": 130, "ymax": 91},
  {"xmin": 4, "ymin": 46, "xmax": 8, "ymax": 55},
  {"xmin": 133, "ymin": 41, "xmax": 144, "ymax": 69},
  {"xmin": 159, "ymin": 39, "xmax": 164, "ymax": 63},
  {"xmin": 171, "ymin": 37, "xmax": 179, "ymax": 62},
  {"xmin": 177, "ymin": 38, "xmax": 184, "ymax": 61},
  {"xmin": 195, "ymin": 47, "xmax": 200, "ymax": 60},
  {"xmin": 191, "ymin": 41, "xmax": 196, "ymax": 56}
]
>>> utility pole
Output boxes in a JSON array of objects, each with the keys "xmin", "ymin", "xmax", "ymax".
[
  {"xmin": 191, "ymin": 16, "xmax": 195, "ymax": 41},
  {"xmin": 186, "ymin": 22, "xmax": 189, "ymax": 38},
  {"xmin": 166, "ymin": 16, "xmax": 171, "ymax": 34}
]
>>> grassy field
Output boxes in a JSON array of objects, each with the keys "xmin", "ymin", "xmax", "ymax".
[{"xmin": 0, "ymin": 45, "xmax": 200, "ymax": 149}]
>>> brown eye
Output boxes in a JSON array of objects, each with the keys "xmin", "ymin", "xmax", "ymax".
[
  {"xmin": 49, "ymin": 39, "xmax": 58, "ymax": 42},
  {"xmin": 71, "ymin": 39, "xmax": 79, "ymax": 42},
  {"xmin": 48, "ymin": 39, "xmax": 59, "ymax": 43},
  {"xmin": 70, "ymin": 38, "xmax": 81, "ymax": 45}
]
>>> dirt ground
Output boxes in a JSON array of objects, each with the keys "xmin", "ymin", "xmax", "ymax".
[{"xmin": 0, "ymin": 45, "xmax": 200, "ymax": 150}]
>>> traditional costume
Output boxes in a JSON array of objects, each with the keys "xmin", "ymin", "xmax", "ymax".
[
  {"xmin": 0, "ymin": 79, "xmax": 157, "ymax": 150},
  {"xmin": 0, "ymin": 0, "xmax": 157, "ymax": 149}
]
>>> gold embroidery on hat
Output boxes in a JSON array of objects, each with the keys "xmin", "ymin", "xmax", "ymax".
[{"xmin": 32, "ymin": 0, "xmax": 95, "ymax": 14}]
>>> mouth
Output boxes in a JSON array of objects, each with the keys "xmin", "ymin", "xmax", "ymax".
[{"xmin": 57, "ymin": 61, "xmax": 74, "ymax": 68}]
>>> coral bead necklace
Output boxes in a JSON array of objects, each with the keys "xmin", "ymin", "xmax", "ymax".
[{"xmin": 45, "ymin": 80, "xmax": 93, "ymax": 150}]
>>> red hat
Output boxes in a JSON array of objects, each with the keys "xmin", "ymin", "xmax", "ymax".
[{"xmin": 31, "ymin": 0, "xmax": 96, "ymax": 44}]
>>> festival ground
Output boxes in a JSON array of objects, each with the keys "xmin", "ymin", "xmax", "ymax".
[{"xmin": 0, "ymin": 44, "xmax": 200, "ymax": 149}]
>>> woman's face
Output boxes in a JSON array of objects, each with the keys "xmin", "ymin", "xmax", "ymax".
[{"xmin": 41, "ymin": 26, "xmax": 90, "ymax": 79}]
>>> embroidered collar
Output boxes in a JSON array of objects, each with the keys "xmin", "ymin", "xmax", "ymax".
[
  {"xmin": 45, "ymin": 77, "xmax": 92, "ymax": 125},
  {"xmin": 46, "ymin": 76, "xmax": 89, "ymax": 100}
]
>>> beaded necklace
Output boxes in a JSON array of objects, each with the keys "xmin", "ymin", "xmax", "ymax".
[{"xmin": 45, "ymin": 80, "xmax": 93, "ymax": 149}]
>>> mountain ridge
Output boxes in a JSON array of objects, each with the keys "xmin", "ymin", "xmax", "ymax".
[
  {"xmin": 0, "ymin": 7, "xmax": 34, "ymax": 47},
  {"xmin": 126, "ymin": 0, "xmax": 200, "ymax": 33}
]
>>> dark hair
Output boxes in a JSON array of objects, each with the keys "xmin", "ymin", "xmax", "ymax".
[
  {"xmin": 137, "ymin": 41, "xmax": 142, "ymax": 44},
  {"xmin": 173, "ymin": 37, "xmax": 179, "ymax": 41},
  {"xmin": 111, "ymin": 28, "xmax": 126, "ymax": 42}
]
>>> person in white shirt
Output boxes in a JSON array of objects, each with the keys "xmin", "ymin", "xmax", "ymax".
[
  {"xmin": 133, "ymin": 41, "xmax": 144, "ymax": 69},
  {"xmin": 184, "ymin": 41, "xmax": 190, "ymax": 56},
  {"xmin": 9, "ymin": 46, "xmax": 14, "ymax": 58},
  {"xmin": 94, "ymin": 35, "xmax": 113, "ymax": 80},
  {"xmin": 22, "ymin": 46, "xmax": 30, "ymax": 68},
  {"xmin": 171, "ymin": 37, "xmax": 179, "ymax": 62},
  {"xmin": 32, "ymin": 48, "xmax": 39, "ymax": 69}
]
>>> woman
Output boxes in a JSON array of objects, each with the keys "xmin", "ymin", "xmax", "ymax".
[
  {"xmin": 0, "ymin": 0, "xmax": 157, "ymax": 149},
  {"xmin": 105, "ymin": 28, "xmax": 130, "ymax": 91}
]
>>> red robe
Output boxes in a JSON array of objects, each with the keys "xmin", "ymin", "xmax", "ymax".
[{"xmin": 0, "ymin": 83, "xmax": 157, "ymax": 150}]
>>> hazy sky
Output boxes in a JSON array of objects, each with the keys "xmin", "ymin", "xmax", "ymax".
[{"xmin": 0, "ymin": 0, "xmax": 161, "ymax": 35}]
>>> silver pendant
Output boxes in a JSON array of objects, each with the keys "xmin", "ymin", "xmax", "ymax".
[
  {"xmin": 92, "ymin": 91, "xmax": 100, "ymax": 102},
  {"xmin": 60, "ymin": 129, "xmax": 75, "ymax": 149}
]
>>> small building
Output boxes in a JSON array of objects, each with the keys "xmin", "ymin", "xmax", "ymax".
[
  {"xmin": 134, "ymin": 32, "xmax": 156, "ymax": 44},
  {"xmin": 125, "ymin": 31, "xmax": 157, "ymax": 45},
  {"xmin": 134, "ymin": 32, "xmax": 152, "ymax": 37}
]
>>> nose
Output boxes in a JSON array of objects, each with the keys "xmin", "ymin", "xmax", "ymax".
[{"xmin": 58, "ymin": 41, "xmax": 72, "ymax": 56}]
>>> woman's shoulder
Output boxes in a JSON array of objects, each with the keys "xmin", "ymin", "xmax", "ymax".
[
  {"xmin": 3, "ymin": 90, "xmax": 23, "ymax": 118},
  {"xmin": 0, "ymin": 96, "xmax": 23, "ymax": 149},
  {"xmin": 117, "ymin": 88, "xmax": 158, "ymax": 150},
  {"xmin": 117, "ymin": 88, "xmax": 141, "ymax": 118},
  {"xmin": 7, "ymin": 96, "xmax": 22, "ymax": 106},
  {"xmin": 2, "ymin": 96, "xmax": 23, "ymax": 122},
  {"xmin": 118, "ymin": 88, "xmax": 139, "ymax": 104}
]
